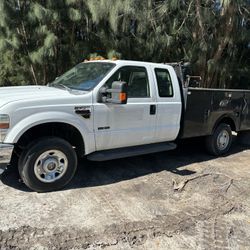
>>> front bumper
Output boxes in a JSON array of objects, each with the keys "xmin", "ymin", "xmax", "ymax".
[{"xmin": 0, "ymin": 144, "xmax": 14, "ymax": 174}]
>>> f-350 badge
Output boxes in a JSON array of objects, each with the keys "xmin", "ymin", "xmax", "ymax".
[{"xmin": 74, "ymin": 106, "xmax": 91, "ymax": 119}]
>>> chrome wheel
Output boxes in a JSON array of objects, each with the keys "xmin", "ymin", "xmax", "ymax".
[
  {"xmin": 217, "ymin": 130, "xmax": 230, "ymax": 151},
  {"xmin": 34, "ymin": 150, "xmax": 68, "ymax": 183}
]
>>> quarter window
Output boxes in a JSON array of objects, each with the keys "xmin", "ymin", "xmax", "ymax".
[{"xmin": 155, "ymin": 68, "xmax": 174, "ymax": 97}]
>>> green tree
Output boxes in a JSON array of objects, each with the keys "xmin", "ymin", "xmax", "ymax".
[
  {"xmin": 0, "ymin": 0, "xmax": 249, "ymax": 88},
  {"xmin": 0, "ymin": 0, "xmax": 92, "ymax": 85}
]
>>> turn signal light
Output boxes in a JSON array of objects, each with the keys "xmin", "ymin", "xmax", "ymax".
[
  {"xmin": 0, "ymin": 123, "xmax": 9, "ymax": 129},
  {"xmin": 119, "ymin": 93, "xmax": 127, "ymax": 102},
  {"xmin": 0, "ymin": 114, "xmax": 10, "ymax": 129}
]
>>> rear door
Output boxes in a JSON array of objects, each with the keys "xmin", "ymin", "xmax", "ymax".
[
  {"xmin": 93, "ymin": 65, "xmax": 157, "ymax": 151},
  {"xmin": 151, "ymin": 65, "xmax": 182, "ymax": 142}
]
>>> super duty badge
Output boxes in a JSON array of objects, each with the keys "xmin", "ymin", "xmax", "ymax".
[{"xmin": 74, "ymin": 106, "xmax": 91, "ymax": 119}]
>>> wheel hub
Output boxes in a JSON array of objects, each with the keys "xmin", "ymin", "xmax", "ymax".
[
  {"xmin": 34, "ymin": 150, "xmax": 68, "ymax": 183},
  {"xmin": 43, "ymin": 158, "xmax": 58, "ymax": 172},
  {"xmin": 217, "ymin": 130, "xmax": 230, "ymax": 151}
]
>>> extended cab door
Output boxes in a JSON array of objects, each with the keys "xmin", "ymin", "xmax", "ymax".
[
  {"xmin": 93, "ymin": 65, "xmax": 157, "ymax": 151},
  {"xmin": 151, "ymin": 65, "xmax": 182, "ymax": 142}
]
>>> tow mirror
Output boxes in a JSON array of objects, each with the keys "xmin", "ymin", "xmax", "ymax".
[{"xmin": 100, "ymin": 81, "xmax": 128, "ymax": 104}]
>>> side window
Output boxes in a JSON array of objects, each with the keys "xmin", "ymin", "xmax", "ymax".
[
  {"xmin": 105, "ymin": 66, "xmax": 150, "ymax": 98},
  {"xmin": 155, "ymin": 68, "xmax": 174, "ymax": 97}
]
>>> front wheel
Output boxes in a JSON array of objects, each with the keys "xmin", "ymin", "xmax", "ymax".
[
  {"xmin": 18, "ymin": 137, "xmax": 77, "ymax": 192},
  {"xmin": 205, "ymin": 123, "xmax": 233, "ymax": 156}
]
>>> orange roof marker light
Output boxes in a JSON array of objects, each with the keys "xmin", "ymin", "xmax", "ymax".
[
  {"xmin": 96, "ymin": 56, "xmax": 105, "ymax": 60},
  {"xmin": 84, "ymin": 56, "xmax": 106, "ymax": 62},
  {"xmin": 90, "ymin": 56, "xmax": 105, "ymax": 61},
  {"xmin": 83, "ymin": 56, "xmax": 119, "ymax": 62}
]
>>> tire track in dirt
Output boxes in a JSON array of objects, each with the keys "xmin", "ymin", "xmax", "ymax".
[
  {"xmin": 89, "ymin": 188, "xmax": 128, "ymax": 224},
  {"xmin": 0, "ymin": 195, "xmax": 247, "ymax": 249},
  {"xmin": 1, "ymin": 146, "xmax": 250, "ymax": 249}
]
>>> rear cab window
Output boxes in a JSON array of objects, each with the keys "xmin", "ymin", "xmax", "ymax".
[{"xmin": 154, "ymin": 68, "xmax": 174, "ymax": 97}]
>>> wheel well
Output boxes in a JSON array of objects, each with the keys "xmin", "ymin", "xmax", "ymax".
[
  {"xmin": 215, "ymin": 117, "xmax": 236, "ymax": 132},
  {"xmin": 16, "ymin": 123, "xmax": 85, "ymax": 157}
]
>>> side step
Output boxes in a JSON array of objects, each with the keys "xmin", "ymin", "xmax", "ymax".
[{"xmin": 87, "ymin": 142, "xmax": 177, "ymax": 161}]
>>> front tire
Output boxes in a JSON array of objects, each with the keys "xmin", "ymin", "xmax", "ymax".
[
  {"xmin": 205, "ymin": 123, "xmax": 233, "ymax": 156},
  {"xmin": 18, "ymin": 137, "xmax": 77, "ymax": 192}
]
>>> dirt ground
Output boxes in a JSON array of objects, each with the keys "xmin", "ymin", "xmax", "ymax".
[{"xmin": 0, "ymin": 138, "xmax": 250, "ymax": 249}]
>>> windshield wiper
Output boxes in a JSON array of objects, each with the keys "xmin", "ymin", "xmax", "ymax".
[{"xmin": 49, "ymin": 83, "xmax": 72, "ymax": 92}]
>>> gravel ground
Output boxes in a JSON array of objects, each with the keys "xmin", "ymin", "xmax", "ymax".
[{"xmin": 0, "ymin": 138, "xmax": 250, "ymax": 249}]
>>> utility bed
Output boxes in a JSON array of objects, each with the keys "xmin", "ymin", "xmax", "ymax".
[
  {"xmin": 167, "ymin": 62, "xmax": 250, "ymax": 139},
  {"xmin": 181, "ymin": 88, "xmax": 250, "ymax": 139}
]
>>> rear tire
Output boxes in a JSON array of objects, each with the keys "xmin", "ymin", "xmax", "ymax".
[
  {"xmin": 18, "ymin": 137, "xmax": 77, "ymax": 192},
  {"xmin": 205, "ymin": 123, "xmax": 232, "ymax": 156}
]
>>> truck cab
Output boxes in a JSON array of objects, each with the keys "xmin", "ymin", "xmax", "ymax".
[{"xmin": 92, "ymin": 60, "xmax": 182, "ymax": 151}]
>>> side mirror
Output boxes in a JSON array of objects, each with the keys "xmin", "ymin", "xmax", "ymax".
[{"xmin": 100, "ymin": 81, "xmax": 128, "ymax": 104}]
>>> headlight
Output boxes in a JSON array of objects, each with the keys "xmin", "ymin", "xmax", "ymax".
[{"xmin": 0, "ymin": 114, "xmax": 10, "ymax": 141}]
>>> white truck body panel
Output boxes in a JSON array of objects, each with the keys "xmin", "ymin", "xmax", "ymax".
[
  {"xmin": 0, "ymin": 86, "xmax": 96, "ymax": 154},
  {"xmin": 0, "ymin": 86, "xmax": 71, "ymax": 108}
]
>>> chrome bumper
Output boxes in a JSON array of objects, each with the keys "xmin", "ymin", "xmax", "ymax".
[{"xmin": 0, "ymin": 144, "xmax": 14, "ymax": 174}]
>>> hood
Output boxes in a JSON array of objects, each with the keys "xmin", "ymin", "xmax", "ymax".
[{"xmin": 0, "ymin": 85, "xmax": 75, "ymax": 108}]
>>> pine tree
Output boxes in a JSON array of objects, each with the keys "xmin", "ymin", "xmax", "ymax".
[{"xmin": 0, "ymin": 0, "xmax": 249, "ymax": 88}]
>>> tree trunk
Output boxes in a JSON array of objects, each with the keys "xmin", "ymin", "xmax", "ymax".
[{"xmin": 206, "ymin": 4, "xmax": 235, "ymax": 88}]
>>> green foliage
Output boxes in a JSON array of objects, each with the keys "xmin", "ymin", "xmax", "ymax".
[
  {"xmin": 107, "ymin": 50, "xmax": 122, "ymax": 59},
  {"xmin": 68, "ymin": 8, "xmax": 82, "ymax": 21},
  {"xmin": 0, "ymin": 51, "xmax": 29, "ymax": 86},
  {"xmin": 0, "ymin": 0, "xmax": 249, "ymax": 88}
]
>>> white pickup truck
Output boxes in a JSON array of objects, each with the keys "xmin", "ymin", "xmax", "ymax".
[{"xmin": 1, "ymin": 60, "xmax": 250, "ymax": 192}]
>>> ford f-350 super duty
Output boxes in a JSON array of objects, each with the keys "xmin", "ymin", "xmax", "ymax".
[{"xmin": 0, "ymin": 60, "xmax": 250, "ymax": 192}]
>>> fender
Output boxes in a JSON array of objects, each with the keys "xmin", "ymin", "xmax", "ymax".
[
  {"xmin": 210, "ymin": 114, "xmax": 238, "ymax": 134},
  {"xmin": 4, "ymin": 111, "xmax": 96, "ymax": 155}
]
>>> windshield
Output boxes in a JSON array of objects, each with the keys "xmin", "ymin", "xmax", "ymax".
[{"xmin": 50, "ymin": 62, "xmax": 115, "ymax": 91}]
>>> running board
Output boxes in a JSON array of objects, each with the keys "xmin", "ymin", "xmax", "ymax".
[{"xmin": 87, "ymin": 142, "xmax": 177, "ymax": 161}]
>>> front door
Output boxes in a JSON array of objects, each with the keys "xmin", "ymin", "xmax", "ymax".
[{"xmin": 93, "ymin": 65, "xmax": 157, "ymax": 151}]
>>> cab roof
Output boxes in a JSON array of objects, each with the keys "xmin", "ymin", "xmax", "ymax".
[{"xmin": 84, "ymin": 59, "xmax": 173, "ymax": 68}]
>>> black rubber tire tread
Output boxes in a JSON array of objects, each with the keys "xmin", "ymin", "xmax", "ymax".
[
  {"xmin": 18, "ymin": 137, "xmax": 77, "ymax": 192},
  {"xmin": 205, "ymin": 123, "xmax": 233, "ymax": 156}
]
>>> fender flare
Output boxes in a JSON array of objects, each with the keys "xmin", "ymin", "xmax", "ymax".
[
  {"xmin": 210, "ymin": 114, "xmax": 237, "ymax": 134},
  {"xmin": 5, "ymin": 111, "xmax": 95, "ymax": 155}
]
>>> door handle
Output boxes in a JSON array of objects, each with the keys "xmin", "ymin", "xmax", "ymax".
[{"xmin": 150, "ymin": 105, "xmax": 156, "ymax": 115}]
